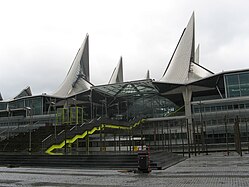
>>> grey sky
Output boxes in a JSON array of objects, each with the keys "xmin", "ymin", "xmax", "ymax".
[{"xmin": 0, "ymin": 0, "xmax": 249, "ymax": 99}]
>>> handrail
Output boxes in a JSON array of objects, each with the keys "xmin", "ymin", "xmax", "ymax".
[
  {"xmin": 0, "ymin": 129, "xmax": 7, "ymax": 135},
  {"xmin": 166, "ymin": 105, "xmax": 185, "ymax": 117},
  {"xmin": 42, "ymin": 134, "xmax": 53, "ymax": 143},
  {"xmin": 58, "ymin": 130, "xmax": 65, "ymax": 136},
  {"xmin": 88, "ymin": 119, "xmax": 94, "ymax": 123},
  {"xmin": 0, "ymin": 121, "xmax": 40, "ymax": 137},
  {"xmin": 70, "ymin": 125, "xmax": 76, "ymax": 131},
  {"xmin": 80, "ymin": 122, "xmax": 86, "ymax": 127},
  {"xmin": 45, "ymin": 119, "xmax": 144, "ymax": 155},
  {"xmin": 42, "ymin": 123, "xmax": 83, "ymax": 154}
]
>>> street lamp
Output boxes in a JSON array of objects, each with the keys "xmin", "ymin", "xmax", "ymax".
[{"xmin": 25, "ymin": 107, "xmax": 32, "ymax": 153}]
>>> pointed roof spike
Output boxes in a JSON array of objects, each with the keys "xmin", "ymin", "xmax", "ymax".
[
  {"xmin": 195, "ymin": 44, "xmax": 200, "ymax": 64},
  {"xmin": 160, "ymin": 12, "xmax": 195, "ymax": 84},
  {"xmin": 53, "ymin": 34, "xmax": 92, "ymax": 97},
  {"xmin": 160, "ymin": 12, "xmax": 212, "ymax": 84},
  {"xmin": 82, "ymin": 34, "xmax": 90, "ymax": 81},
  {"xmin": 0, "ymin": 92, "xmax": 3, "ymax": 101},
  {"xmin": 145, "ymin": 70, "xmax": 150, "ymax": 79},
  {"xmin": 108, "ymin": 56, "xmax": 124, "ymax": 84},
  {"xmin": 14, "ymin": 86, "xmax": 32, "ymax": 99}
]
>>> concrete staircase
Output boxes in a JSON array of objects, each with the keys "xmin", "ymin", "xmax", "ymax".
[
  {"xmin": 150, "ymin": 151, "xmax": 186, "ymax": 169},
  {"xmin": 0, "ymin": 125, "xmax": 65, "ymax": 152},
  {"xmin": 0, "ymin": 151, "xmax": 185, "ymax": 170}
]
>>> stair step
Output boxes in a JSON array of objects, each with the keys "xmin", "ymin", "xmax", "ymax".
[{"xmin": 0, "ymin": 151, "xmax": 185, "ymax": 170}]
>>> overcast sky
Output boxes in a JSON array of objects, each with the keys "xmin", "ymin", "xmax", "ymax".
[{"xmin": 0, "ymin": 0, "xmax": 249, "ymax": 99}]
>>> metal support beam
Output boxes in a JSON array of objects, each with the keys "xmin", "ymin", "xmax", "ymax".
[
  {"xmin": 86, "ymin": 131, "xmax": 89, "ymax": 154},
  {"xmin": 224, "ymin": 115, "xmax": 229, "ymax": 156},
  {"xmin": 181, "ymin": 122, "xmax": 185, "ymax": 156}
]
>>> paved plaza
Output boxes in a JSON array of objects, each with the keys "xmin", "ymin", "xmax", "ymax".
[{"xmin": 0, "ymin": 152, "xmax": 249, "ymax": 186}]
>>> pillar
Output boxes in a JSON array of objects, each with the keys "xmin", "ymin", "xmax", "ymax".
[{"xmin": 182, "ymin": 86, "xmax": 193, "ymax": 144}]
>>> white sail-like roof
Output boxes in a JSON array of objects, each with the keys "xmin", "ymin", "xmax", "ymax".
[
  {"xmin": 188, "ymin": 63, "xmax": 214, "ymax": 82},
  {"xmin": 195, "ymin": 44, "xmax": 200, "ymax": 64},
  {"xmin": 160, "ymin": 13, "xmax": 213, "ymax": 84},
  {"xmin": 14, "ymin": 86, "xmax": 32, "ymax": 99},
  {"xmin": 53, "ymin": 34, "xmax": 92, "ymax": 97},
  {"xmin": 108, "ymin": 57, "xmax": 123, "ymax": 84}
]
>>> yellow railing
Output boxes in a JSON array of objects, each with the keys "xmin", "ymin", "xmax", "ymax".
[{"xmin": 45, "ymin": 119, "xmax": 144, "ymax": 155}]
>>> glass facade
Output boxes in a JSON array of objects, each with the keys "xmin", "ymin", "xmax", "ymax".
[
  {"xmin": 56, "ymin": 107, "xmax": 83, "ymax": 125},
  {"xmin": 193, "ymin": 101, "xmax": 249, "ymax": 114},
  {"xmin": 8, "ymin": 97, "xmax": 43, "ymax": 115},
  {"xmin": 123, "ymin": 95, "xmax": 177, "ymax": 119},
  {"xmin": 0, "ymin": 102, "xmax": 7, "ymax": 110},
  {"xmin": 225, "ymin": 72, "xmax": 249, "ymax": 98}
]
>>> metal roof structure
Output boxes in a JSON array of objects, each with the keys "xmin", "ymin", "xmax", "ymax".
[
  {"xmin": 53, "ymin": 34, "xmax": 92, "ymax": 98},
  {"xmin": 160, "ymin": 12, "xmax": 213, "ymax": 84},
  {"xmin": 14, "ymin": 86, "xmax": 32, "ymax": 99},
  {"xmin": 93, "ymin": 79, "xmax": 158, "ymax": 98},
  {"xmin": 108, "ymin": 57, "xmax": 123, "ymax": 84},
  {"xmin": 1, "ymin": 12, "xmax": 247, "ymax": 109}
]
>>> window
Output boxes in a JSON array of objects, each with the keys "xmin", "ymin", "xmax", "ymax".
[
  {"xmin": 211, "ymin": 106, "xmax": 216, "ymax": 112},
  {"xmin": 216, "ymin": 106, "xmax": 222, "ymax": 111},
  {"xmin": 226, "ymin": 74, "xmax": 239, "ymax": 85},
  {"xmin": 239, "ymin": 104, "xmax": 245, "ymax": 109},
  {"xmin": 245, "ymin": 103, "xmax": 249, "ymax": 108},
  {"xmin": 225, "ymin": 72, "xmax": 249, "ymax": 98},
  {"xmin": 234, "ymin": 104, "xmax": 239, "ymax": 109},
  {"xmin": 222, "ymin": 105, "xmax": 227, "ymax": 110},
  {"xmin": 205, "ymin": 106, "xmax": 211, "ymax": 112},
  {"xmin": 227, "ymin": 105, "xmax": 233, "ymax": 110},
  {"xmin": 0, "ymin": 103, "xmax": 7, "ymax": 110}
]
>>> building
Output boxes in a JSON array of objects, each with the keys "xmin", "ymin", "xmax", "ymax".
[{"xmin": 0, "ymin": 12, "xmax": 248, "ymax": 155}]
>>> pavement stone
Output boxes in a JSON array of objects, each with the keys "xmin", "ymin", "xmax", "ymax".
[{"xmin": 0, "ymin": 152, "xmax": 249, "ymax": 186}]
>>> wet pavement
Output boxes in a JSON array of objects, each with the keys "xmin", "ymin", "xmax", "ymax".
[{"xmin": 0, "ymin": 152, "xmax": 249, "ymax": 186}]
